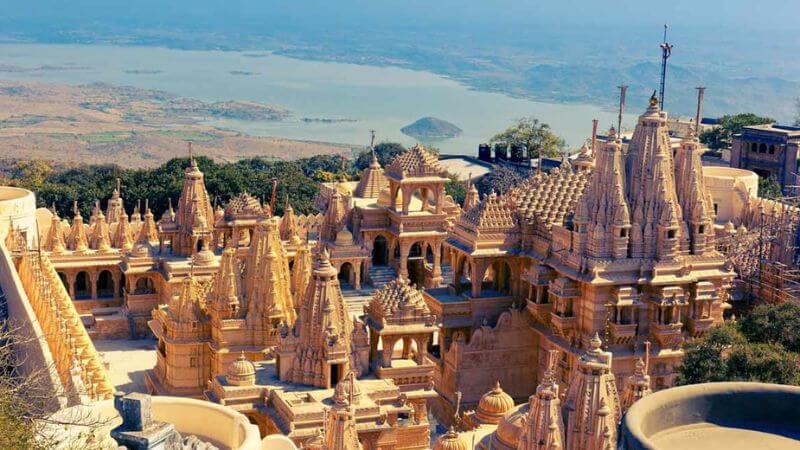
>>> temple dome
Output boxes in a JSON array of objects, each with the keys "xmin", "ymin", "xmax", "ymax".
[
  {"xmin": 476, "ymin": 381, "xmax": 515, "ymax": 424},
  {"xmin": 227, "ymin": 353, "xmax": 256, "ymax": 386},
  {"xmin": 335, "ymin": 227, "xmax": 355, "ymax": 246},
  {"xmin": 333, "ymin": 371, "xmax": 363, "ymax": 405},
  {"xmin": 336, "ymin": 180, "xmax": 353, "ymax": 196},
  {"xmin": 433, "ymin": 427, "xmax": 468, "ymax": 450},
  {"xmin": 493, "ymin": 403, "xmax": 528, "ymax": 448}
]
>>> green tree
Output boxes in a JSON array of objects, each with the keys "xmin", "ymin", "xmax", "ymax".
[
  {"xmin": 476, "ymin": 166, "xmax": 524, "ymax": 196},
  {"xmin": 700, "ymin": 113, "xmax": 774, "ymax": 150},
  {"xmin": 758, "ymin": 175, "xmax": 783, "ymax": 200},
  {"xmin": 739, "ymin": 301, "xmax": 800, "ymax": 352},
  {"xmin": 676, "ymin": 324, "xmax": 745, "ymax": 385},
  {"xmin": 489, "ymin": 117, "xmax": 565, "ymax": 158},
  {"xmin": 444, "ymin": 175, "xmax": 467, "ymax": 206},
  {"xmin": 726, "ymin": 343, "xmax": 800, "ymax": 384},
  {"xmin": 354, "ymin": 142, "xmax": 406, "ymax": 170}
]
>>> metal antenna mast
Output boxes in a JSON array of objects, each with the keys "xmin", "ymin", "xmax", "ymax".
[
  {"xmin": 694, "ymin": 86, "xmax": 706, "ymax": 135},
  {"xmin": 659, "ymin": 24, "xmax": 673, "ymax": 108},
  {"xmin": 616, "ymin": 85, "xmax": 627, "ymax": 134}
]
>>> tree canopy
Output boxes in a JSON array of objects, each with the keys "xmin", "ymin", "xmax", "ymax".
[
  {"xmin": 354, "ymin": 142, "xmax": 407, "ymax": 170},
  {"xmin": 758, "ymin": 175, "xmax": 783, "ymax": 200},
  {"xmin": 475, "ymin": 166, "xmax": 525, "ymax": 196},
  {"xmin": 489, "ymin": 117, "xmax": 565, "ymax": 158},
  {"xmin": 699, "ymin": 113, "xmax": 774, "ymax": 150},
  {"xmin": 677, "ymin": 302, "xmax": 800, "ymax": 386},
  {"xmin": 2, "ymin": 155, "xmax": 347, "ymax": 218}
]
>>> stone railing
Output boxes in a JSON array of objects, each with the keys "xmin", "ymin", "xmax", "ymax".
[{"xmin": 16, "ymin": 247, "xmax": 114, "ymax": 404}]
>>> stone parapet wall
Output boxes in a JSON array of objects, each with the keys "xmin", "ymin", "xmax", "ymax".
[{"xmin": 16, "ymin": 247, "xmax": 115, "ymax": 404}]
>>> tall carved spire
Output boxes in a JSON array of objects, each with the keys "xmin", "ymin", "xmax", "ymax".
[
  {"xmin": 624, "ymin": 96, "xmax": 684, "ymax": 261},
  {"xmin": 321, "ymin": 190, "xmax": 346, "ymax": 242},
  {"xmin": 674, "ymin": 132, "xmax": 715, "ymax": 254},
  {"xmin": 574, "ymin": 127, "xmax": 630, "ymax": 259},
  {"xmin": 244, "ymin": 218, "xmax": 295, "ymax": 326},
  {"xmin": 621, "ymin": 357, "xmax": 652, "ymax": 412},
  {"xmin": 463, "ymin": 179, "xmax": 479, "ymax": 211},
  {"xmin": 89, "ymin": 201, "xmax": 112, "ymax": 253},
  {"xmin": 517, "ymin": 350, "xmax": 565, "ymax": 450},
  {"xmin": 279, "ymin": 247, "xmax": 356, "ymax": 388},
  {"xmin": 66, "ymin": 201, "xmax": 89, "ymax": 253},
  {"xmin": 563, "ymin": 333, "xmax": 620, "ymax": 450},
  {"xmin": 279, "ymin": 198, "xmax": 299, "ymax": 241},
  {"xmin": 209, "ymin": 243, "xmax": 243, "ymax": 320},
  {"xmin": 291, "ymin": 242, "xmax": 313, "ymax": 310},
  {"xmin": 170, "ymin": 145, "xmax": 214, "ymax": 257},
  {"xmin": 137, "ymin": 199, "xmax": 159, "ymax": 244},
  {"xmin": 324, "ymin": 371, "xmax": 363, "ymax": 450},
  {"xmin": 45, "ymin": 204, "xmax": 67, "ymax": 255},
  {"xmin": 106, "ymin": 178, "xmax": 125, "ymax": 224},
  {"xmin": 171, "ymin": 275, "xmax": 203, "ymax": 324},
  {"xmin": 112, "ymin": 211, "xmax": 134, "ymax": 251}
]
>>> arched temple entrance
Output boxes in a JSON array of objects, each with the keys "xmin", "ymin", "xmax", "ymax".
[
  {"xmin": 97, "ymin": 270, "xmax": 114, "ymax": 298},
  {"xmin": 407, "ymin": 242, "xmax": 425, "ymax": 287},
  {"xmin": 372, "ymin": 235, "xmax": 389, "ymax": 266},
  {"xmin": 338, "ymin": 262, "xmax": 354, "ymax": 287},
  {"xmin": 75, "ymin": 271, "xmax": 90, "ymax": 299}
]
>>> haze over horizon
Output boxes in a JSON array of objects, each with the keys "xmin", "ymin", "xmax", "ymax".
[{"xmin": 3, "ymin": 0, "xmax": 800, "ymax": 121}]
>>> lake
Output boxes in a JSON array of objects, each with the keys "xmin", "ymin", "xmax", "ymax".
[{"xmin": 0, "ymin": 43, "xmax": 637, "ymax": 154}]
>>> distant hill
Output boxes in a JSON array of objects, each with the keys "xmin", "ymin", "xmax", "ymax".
[{"xmin": 401, "ymin": 117, "xmax": 462, "ymax": 139}]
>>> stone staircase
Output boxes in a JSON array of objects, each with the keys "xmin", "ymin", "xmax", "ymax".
[
  {"xmin": 368, "ymin": 265, "xmax": 399, "ymax": 290},
  {"xmin": 439, "ymin": 264, "xmax": 454, "ymax": 286}
]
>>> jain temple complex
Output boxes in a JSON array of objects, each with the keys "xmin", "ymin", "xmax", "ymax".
[{"xmin": 1, "ymin": 95, "xmax": 798, "ymax": 449}]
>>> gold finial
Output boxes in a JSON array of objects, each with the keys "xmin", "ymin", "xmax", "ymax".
[{"xmin": 649, "ymin": 90, "xmax": 658, "ymax": 107}]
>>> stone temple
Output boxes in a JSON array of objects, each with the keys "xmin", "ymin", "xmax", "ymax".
[{"xmin": 0, "ymin": 94, "xmax": 793, "ymax": 449}]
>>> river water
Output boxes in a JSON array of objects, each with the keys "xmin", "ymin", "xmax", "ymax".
[{"xmin": 0, "ymin": 43, "xmax": 636, "ymax": 154}]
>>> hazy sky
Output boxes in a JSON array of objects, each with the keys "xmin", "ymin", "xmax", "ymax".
[{"xmin": 6, "ymin": 0, "xmax": 799, "ymax": 33}]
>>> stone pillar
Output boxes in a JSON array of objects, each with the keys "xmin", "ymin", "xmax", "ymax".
[
  {"xmin": 399, "ymin": 242, "xmax": 409, "ymax": 280},
  {"xmin": 381, "ymin": 335, "xmax": 396, "ymax": 368},
  {"xmin": 415, "ymin": 335, "xmax": 429, "ymax": 364},
  {"xmin": 431, "ymin": 241, "xmax": 443, "ymax": 287},
  {"xmin": 67, "ymin": 272, "xmax": 75, "ymax": 299},
  {"xmin": 435, "ymin": 185, "xmax": 444, "ymax": 214},
  {"xmin": 112, "ymin": 272, "xmax": 121, "ymax": 299},
  {"xmin": 90, "ymin": 271, "xmax": 98, "ymax": 300},
  {"xmin": 401, "ymin": 336, "xmax": 412, "ymax": 359},
  {"xmin": 402, "ymin": 187, "xmax": 411, "ymax": 215},
  {"xmin": 471, "ymin": 262, "xmax": 481, "ymax": 298},
  {"xmin": 354, "ymin": 262, "xmax": 362, "ymax": 290}
]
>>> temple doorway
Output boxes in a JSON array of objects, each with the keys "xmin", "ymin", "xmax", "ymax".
[
  {"xmin": 75, "ymin": 272, "xmax": 91, "ymax": 299},
  {"xmin": 408, "ymin": 242, "xmax": 425, "ymax": 287},
  {"xmin": 97, "ymin": 270, "xmax": 114, "ymax": 298},
  {"xmin": 330, "ymin": 363, "xmax": 342, "ymax": 387},
  {"xmin": 338, "ymin": 262, "xmax": 353, "ymax": 287},
  {"xmin": 372, "ymin": 235, "xmax": 389, "ymax": 266}
]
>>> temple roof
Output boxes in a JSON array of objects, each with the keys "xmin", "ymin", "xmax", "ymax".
[
  {"xmin": 509, "ymin": 164, "xmax": 589, "ymax": 229},
  {"xmin": 224, "ymin": 193, "xmax": 265, "ymax": 221},
  {"xmin": 365, "ymin": 277, "xmax": 435, "ymax": 330},
  {"xmin": 460, "ymin": 191, "xmax": 517, "ymax": 231},
  {"xmin": 385, "ymin": 144, "xmax": 447, "ymax": 179},
  {"xmin": 354, "ymin": 151, "xmax": 389, "ymax": 198}
]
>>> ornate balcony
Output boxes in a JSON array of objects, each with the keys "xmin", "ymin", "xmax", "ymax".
[
  {"xmin": 687, "ymin": 317, "xmax": 715, "ymax": 337},
  {"xmin": 526, "ymin": 300, "xmax": 553, "ymax": 324},
  {"xmin": 609, "ymin": 322, "xmax": 637, "ymax": 345},
  {"xmin": 550, "ymin": 312, "xmax": 576, "ymax": 338},
  {"xmin": 650, "ymin": 322, "xmax": 684, "ymax": 348}
]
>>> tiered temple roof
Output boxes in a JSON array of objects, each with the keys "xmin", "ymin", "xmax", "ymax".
[
  {"xmin": 364, "ymin": 277, "xmax": 436, "ymax": 331},
  {"xmin": 510, "ymin": 165, "xmax": 589, "ymax": 230},
  {"xmin": 354, "ymin": 151, "xmax": 388, "ymax": 198},
  {"xmin": 385, "ymin": 144, "xmax": 447, "ymax": 179}
]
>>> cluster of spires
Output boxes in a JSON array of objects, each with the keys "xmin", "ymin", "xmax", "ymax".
[{"xmin": 442, "ymin": 334, "xmax": 653, "ymax": 450}]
